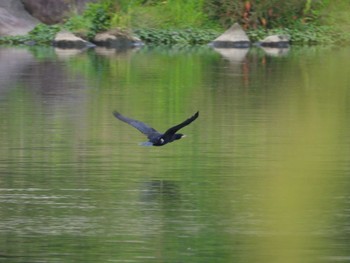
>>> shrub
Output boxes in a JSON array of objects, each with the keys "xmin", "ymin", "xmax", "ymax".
[
  {"xmin": 63, "ymin": 0, "xmax": 114, "ymax": 39},
  {"xmin": 134, "ymin": 28, "xmax": 219, "ymax": 45},
  {"xmin": 203, "ymin": 0, "xmax": 328, "ymax": 29},
  {"xmin": 0, "ymin": 24, "xmax": 60, "ymax": 45}
]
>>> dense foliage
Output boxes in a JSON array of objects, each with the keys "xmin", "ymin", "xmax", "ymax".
[
  {"xmin": 64, "ymin": 1, "xmax": 114, "ymax": 38},
  {"xmin": 204, "ymin": 0, "xmax": 321, "ymax": 29},
  {"xmin": 65, "ymin": 0, "xmax": 350, "ymax": 45},
  {"xmin": 134, "ymin": 28, "xmax": 219, "ymax": 45},
  {"xmin": 0, "ymin": 24, "xmax": 60, "ymax": 45}
]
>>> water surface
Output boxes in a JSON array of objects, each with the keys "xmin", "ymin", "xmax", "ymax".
[{"xmin": 0, "ymin": 45, "xmax": 350, "ymax": 262}]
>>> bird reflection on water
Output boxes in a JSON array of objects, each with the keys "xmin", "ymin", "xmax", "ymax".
[{"xmin": 140, "ymin": 180, "xmax": 181, "ymax": 204}]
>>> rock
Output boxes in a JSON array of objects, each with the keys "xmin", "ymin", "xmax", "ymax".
[
  {"xmin": 258, "ymin": 35, "xmax": 290, "ymax": 47},
  {"xmin": 53, "ymin": 31, "xmax": 95, "ymax": 49},
  {"xmin": 0, "ymin": 0, "xmax": 39, "ymax": 36},
  {"xmin": 210, "ymin": 23, "xmax": 250, "ymax": 48},
  {"xmin": 21, "ymin": 0, "xmax": 97, "ymax": 25},
  {"xmin": 93, "ymin": 29, "xmax": 143, "ymax": 48}
]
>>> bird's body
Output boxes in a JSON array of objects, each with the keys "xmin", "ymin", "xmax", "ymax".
[{"xmin": 113, "ymin": 111, "xmax": 199, "ymax": 146}]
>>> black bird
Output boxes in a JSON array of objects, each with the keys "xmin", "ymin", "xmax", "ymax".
[{"xmin": 113, "ymin": 111, "xmax": 199, "ymax": 146}]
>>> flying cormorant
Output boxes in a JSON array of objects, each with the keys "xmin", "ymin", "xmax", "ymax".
[{"xmin": 113, "ymin": 111, "xmax": 199, "ymax": 146}]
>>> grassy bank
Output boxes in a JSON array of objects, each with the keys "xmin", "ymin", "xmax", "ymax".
[{"xmin": 1, "ymin": 0, "xmax": 350, "ymax": 46}]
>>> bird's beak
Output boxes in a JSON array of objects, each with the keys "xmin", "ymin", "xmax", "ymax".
[{"xmin": 182, "ymin": 135, "xmax": 187, "ymax": 138}]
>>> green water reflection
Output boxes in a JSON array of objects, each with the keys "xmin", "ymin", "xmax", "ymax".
[{"xmin": 0, "ymin": 45, "xmax": 350, "ymax": 262}]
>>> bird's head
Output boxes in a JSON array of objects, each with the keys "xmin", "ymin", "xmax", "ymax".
[
  {"xmin": 151, "ymin": 137, "xmax": 166, "ymax": 146},
  {"xmin": 174, "ymin": 134, "xmax": 186, "ymax": 140}
]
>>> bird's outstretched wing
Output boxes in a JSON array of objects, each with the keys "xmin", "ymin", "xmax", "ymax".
[
  {"xmin": 163, "ymin": 111, "xmax": 199, "ymax": 137},
  {"xmin": 113, "ymin": 111, "xmax": 159, "ymax": 137}
]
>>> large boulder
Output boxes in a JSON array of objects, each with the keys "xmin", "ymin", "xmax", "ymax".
[
  {"xmin": 21, "ymin": 0, "xmax": 97, "ymax": 24},
  {"xmin": 210, "ymin": 23, "xmax": 250, "ymax": 48},
  {"xmin": 93, "ymin": 29, "xmax": 143, "ymax": 48},
  {"xmin": 0, "ymin": 0, "xmax": 38, "ymax": 36}
]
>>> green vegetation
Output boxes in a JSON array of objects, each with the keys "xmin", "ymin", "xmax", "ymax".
[
  {"xmin": 204, "ymin": 0, "xmax": 350, "ymax": 44},
  {"xmin": 243, "ymin": 0, "xmax": 350, "ymax": 44},
  {"xmin": 134, "ymin": 28, "xmax": 219, "ymax": 45},
  {"xmin": 64, "ymin": 0, "xmax": 114, "ymax": 38},
  {"xmin": 1, "ymin": 0, "xmax": 350, "ymax": 46},
  {"xmin": 63, "ymin": 0, "xmax": 220, "ymax": 44},
  {"xmin": 247, "ymin": 22, "xmax": 348, "ymax": 45},
  {"xmin": 0, "ymin": 24, "xmax": 60, "ymax": 45}
]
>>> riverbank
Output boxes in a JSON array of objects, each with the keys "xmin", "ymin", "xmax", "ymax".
[
  {"xmin": 1, "ymin": 0, "xmax": 350, "ymax": 47},
  {"xmin": 0, "ymin": 22, "xmax": 348, "ymax": 47}
]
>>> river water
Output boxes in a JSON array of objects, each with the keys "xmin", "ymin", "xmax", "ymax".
[{"xmin": 0, "ymin": 45, "xmax": 350, "ymax": 262}]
